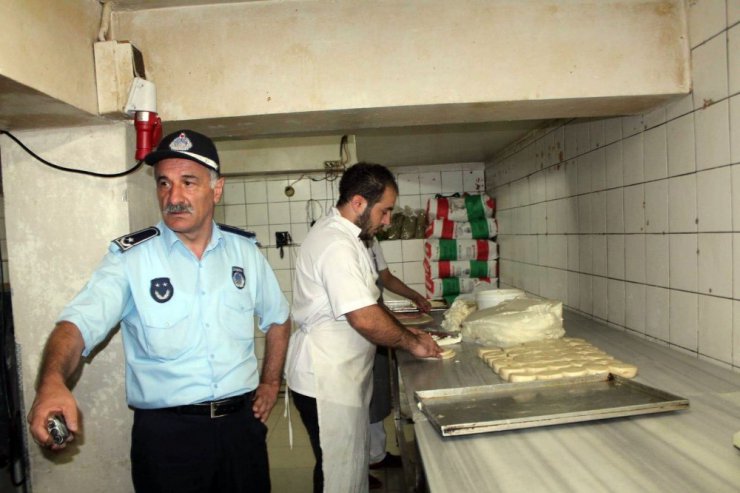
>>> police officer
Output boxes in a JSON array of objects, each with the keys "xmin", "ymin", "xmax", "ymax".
[{"xmin": 27, "ymin": 129, "xmax": 291, "ymax": 492}]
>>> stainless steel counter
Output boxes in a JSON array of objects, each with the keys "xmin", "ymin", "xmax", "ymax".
[{"xmin": 396, "ymin": 310, "xmax": 740, "ymax": 493}]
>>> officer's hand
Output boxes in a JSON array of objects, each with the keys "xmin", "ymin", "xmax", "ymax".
[
  {"xmin": 252, "ymin": 382, "xmax": 280, "ymax": 423},
  {"xmin": 27, "ymin": 382, "xmax": 78, "ymax": 450}
]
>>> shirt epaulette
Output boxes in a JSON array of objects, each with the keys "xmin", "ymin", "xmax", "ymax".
[
  {"xmin": 112, "ymin": 226, "xmax": 160, "ymax": 252},
  {"xmin": 218, "ymin": 223, "xmax": 258, "ymax": 243}
]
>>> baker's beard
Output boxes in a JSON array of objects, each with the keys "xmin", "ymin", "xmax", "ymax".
[{"xmin": 356, "ymin": 207, "xmax": 376, "ymax": 243}]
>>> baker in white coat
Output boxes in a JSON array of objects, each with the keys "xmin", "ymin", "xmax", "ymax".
[{"xmin": 286, "ymin": 162, "xmax": 441, "ymax": 493}]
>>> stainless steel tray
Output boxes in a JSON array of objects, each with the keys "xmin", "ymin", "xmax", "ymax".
[{"xmin": 415, "ymin": 374, "xmax": 689, "ymax": 437}]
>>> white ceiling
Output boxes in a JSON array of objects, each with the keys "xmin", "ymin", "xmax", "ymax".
[{"xmin": 100, "ymin": 0, "xmax": 547, "ymax": 166}]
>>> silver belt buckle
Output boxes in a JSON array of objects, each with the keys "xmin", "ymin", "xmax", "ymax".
[{"xmin": 210, "ymin": 400, "xmax": 226, "ymax": 419}]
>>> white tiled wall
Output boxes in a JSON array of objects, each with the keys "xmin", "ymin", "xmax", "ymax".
[
  {"xmin": 215, "ymin": 162, "xmax": 485, "ymax": 362},
  {"xmin": 487, "ymin": 1, "xmax": 740, "ymax": 370}
]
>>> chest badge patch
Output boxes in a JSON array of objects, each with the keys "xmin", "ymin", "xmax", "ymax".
[
  {"xmin": 150, "ymin": 278, "xmax": 174, "ymax": 303},
  {"xmin": 232, "ymin": 266, "xmax": 246, "ymax": 289}
]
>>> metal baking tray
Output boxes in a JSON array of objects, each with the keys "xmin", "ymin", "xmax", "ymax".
[{"xmin": 415, "ymin": 374, "xmax": 689, "ymax": 437}]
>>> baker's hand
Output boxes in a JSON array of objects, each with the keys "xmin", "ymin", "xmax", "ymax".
[
  {"xmin": 27, "ymin": 382, "xmax": 78, "ymax": 450},
  {"xmin": 408, "ymin": 331, "xmax": 442, "ymax": 359},
  {"xmin": 252, "ymin": 382, "xmax": 280, "ymax": 423},
  {"xmin": 412, "ymin": 294, "xmax": 432, "ymax": 313}
]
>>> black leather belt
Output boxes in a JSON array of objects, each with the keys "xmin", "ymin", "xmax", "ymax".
[{"xmin": 161, "ymin": 391, "xmax": 254, "ymax": 418}]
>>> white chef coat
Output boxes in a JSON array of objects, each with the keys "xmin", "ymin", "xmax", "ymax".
[{"xmin": 286, "ymin": 207, "xmax": 380, "ymax": 397}]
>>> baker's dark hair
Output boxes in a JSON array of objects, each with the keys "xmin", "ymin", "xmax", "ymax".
[{"xmin": 337, "ymin": 162, "xmax": 398, "ymax": 208}]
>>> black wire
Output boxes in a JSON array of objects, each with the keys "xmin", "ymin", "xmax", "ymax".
[{"xmin": 0, "ymin": 130, "xmax": 145, "ymax": 178}]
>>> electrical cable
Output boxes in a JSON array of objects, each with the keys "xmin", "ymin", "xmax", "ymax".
[{"xmin": 0, "ymin": 130, "xmax": 145, "ymax": 178}]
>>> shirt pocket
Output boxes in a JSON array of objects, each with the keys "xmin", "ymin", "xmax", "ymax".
[
  {"xmin": 219, "ymin": 291, "xmax": 254, "ymax": 341},
  {"xmin": 139, "ymin": 298, "xmax": 194, "ymax": 360}
]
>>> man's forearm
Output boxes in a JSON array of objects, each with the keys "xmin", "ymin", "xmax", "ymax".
[
  {"xmin": 260, "ymin": 319, "xmax": 291, "ymax": 386},
  {"xmin": 37, "ymin": 321, "xmax": 85, "ymax": 390},
  {"xmin": 346, "ymin": 304, "xmax": 417, "ymax": 351}
]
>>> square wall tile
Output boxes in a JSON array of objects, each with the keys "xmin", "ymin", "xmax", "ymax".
[
  {"xmin": 223, "ymin": 181, "xmax": 246, "ymax": 205},
  {"xmin": 402, "ymin": 261, "xmax": 425, "ymax": 285},
  {"xmin": 625, "ymin": 282, "xmax": 646, "ymax": 334},
  {"xmin": 592, "ymin": 276, "xmax": 608, "ymax": 321},
  {"xmin": 605, "ymin": 142, "xmax": 624, "ymax": 189},
  {"xmin": 288, "ymin": 177, "xmax": 311, "ymax": 202},
  {"xmin": 266, "ymin": 178, "xmax": 290, "ymax": 203},
  {"xmin": 530, "ymin": 203, "xmax": 546, "ymax": 234},
  {"xmin": 245, "ymin": 179, "xmax": 268, "ymax": 204},
  {"xmin": 290, "ymin": 223, "xmax": 310, "ymax": 244},
  {"xmin": 645, "ymin": 234, "xmax": 670, "ymax": 287},
  {"xmin": 590, "ymin": 148, "xmax": 606, "ymax": 192},
  {"xmin": 695, "ymin": 100, "xmax": 731, "ymax": 171},
  {"xmin": 419, "ymin": 172, "xmax": 442, "ymax": 195},
  {"xmin": 579, "ymin": 235, "xmax": 593, "ymax": 275},
  {"xmin": 643, "ymin": 105, "xmax": 667, "ymax": 130},
  {"xmin": 567, "ymin": 271, "xmax": 580, "ymax": 308},
  {"xmin": 380, "ymin": 240, "xmax": 403, "ymax": 264},
  {"xmin": 589, "ymin": 121, "xmax": 605, "ymax": 151},
  {"xmin": 623, "ymin": 184, "xmax": 645, "ymax": 233},
  {"xmin": 622, "ymin": 115, "xmax": 644, "ymax": 139},
  {"xmin": 578, "ymin": 273, "xmax": 593, "ymax": 314},
  {"xmin": 696, "ymin": 166, "xmax": 732, "ymax": 232},
  {"xmin": 401, "ymin": 239, "xmax": 424, "ymax": 262},
  {"xmin": 310, "ymin": 178, "xmax": 330, "ymax": 200},
  {"xmin": 567, "ymin": 235, "xmax": 580, "ymax": 271},
  {"xmin": 668, "ymin": 174, "xmax": 698, "ymax": 232},
  {"xmin": 592, "ymin": 235, "xmax": 607, "ymax": 277},
  {"xmin": 733, "ymin": 234, "xmax": 740, "ymax": 299},
  {"xmin": 591, "ymin": 191, "xmax": 607, "ymax": 234},
  {"xmin": 607, "ymin": 234, "xmax": 625, "ymax": 280},
  {"xmin": 529, "ymin": 171, "xmax": 547, "ymax": 203},
  {"xmin": 463, "ymin": 169, "xmax": 486, "ymax": 193},
  {"xmin": 607, "ymin": 279, "xmax": 626, "ymax": 326},
  {"xmin": 734, "ymin": 301, "xmax": 740, "ymax": 367},
  {"xmin": 669, "ymin": 233, "xmax": 698, "ymax": 291},
  {"xmin": 666, "ymin": 113, "xmax": 696, "ymax": 177},
  {"xmin": 214, "ymin": 206, "xmax": 225, "ymax": 224},
  {"xmin": 687, "ymin": 0, "xmax": 725, "ymax": 48},
  {"xmin": 666, "ymin": 93, "xmax": 694, "ymax": 121},
  {"xmin": 224, "ymin": 204, "xmax": 247, "ymax": 226},
  {"xmin": 730, "ymin": 25, "xmax": 740, "ymax": 95},
  {"xmin": 698, "ymin": 295, "xmax": 732, "ymax": 364},
  {"xmin": 731, "ymin": 95, "xmax": 740, "ymax": 164},
  {"xmin": 622, "ymin": 134, "xmax": 645, "ymax": 186},
  {"xmin": 691, "ymin": 33, "xmax": 729, "ymax": 110},
  {"xmin": 624, "ymin": 235, "xmax": 646, "ymax": 283},
  {"xmin": 669, "ymin": 290, "xmax": 698, "ymax": 351},
  {"xmin": 577, "ymin": 155, "xmax": 592, "ymax": 194},
  {"xmin": 606, "ymin": 188, "xmax": 625, "ymax": 234},
  {"xmin": 268, "ymin": 202, "xmax": 291, "ymax": 224},
  {"xmin": 645, "ymin": 286, "xmax": 669, "ymax": 342},
  {"xmin": 246, "ymin": 203, "xmax": 269, "ymax": 226},
  {"xmin": 266, "ymin": 244, "xmax": 292, "ymax": 271},
  {"xmin": 441, "ymin": 171, "xmax": 463, "ymax": 193},
  {"xmin": 643, "ymin": 125, "xmax": 668, "ymax": 181},
  {"xmin": 398, "ymin": 195, "xmax": 422, "ymax": 210},
  {"xmin": 578, "ymin": 195, "xmax": 592, "ymax": 234},
  {"xmin": 644, "ymin": 180, "xmax": 669, "ymax": 233},
  {"xmin": 548, "ymin": 235, "xmax": 567, "ymax": 270},
  {"xmin": 603, "ymin": 117, "xmax": 623, "ymax": 146},
  {"xmin": 397, "ymin": 173, "xmax": 420, "ymax": 195},
  {"xmin": 697, "ymin": 233, "xmax": 732, "ymax": 298}
]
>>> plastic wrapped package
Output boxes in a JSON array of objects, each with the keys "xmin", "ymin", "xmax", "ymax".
[
  {"xmin": 425, "ymin": 218, "xmax": 498, "ymax": 239},
  {"xmin": 424, "ymin": 239, "xmax": 498, "ymax": 261},
  {"xmin": 461, "ymin": 297, "xmax": 565, "ymax": 348},
  {"xmin": 425, "ymin": 276, "xmax": 495, "ymax": 300},
  {"xmin": 414, "ymin": 209, "xmax": 427, "ymax": 239},
  {"xmin": 427, "ymin": 194, "xmax": 496, "ymax": 222}
]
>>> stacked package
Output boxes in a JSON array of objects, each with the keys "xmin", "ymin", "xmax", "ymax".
[{"xmin": 424, "ymin": 194, "xmax": 498, "ymax": 304}]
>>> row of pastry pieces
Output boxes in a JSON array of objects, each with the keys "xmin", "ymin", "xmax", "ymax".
[{"xmin": 477, "ymin": 337, "xmax": 638, "ymax": 382}]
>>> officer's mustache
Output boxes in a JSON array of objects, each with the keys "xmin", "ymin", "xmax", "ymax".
[{"xmin": 163, "ymin": 203, "xmax": 194, "ymax": 214}]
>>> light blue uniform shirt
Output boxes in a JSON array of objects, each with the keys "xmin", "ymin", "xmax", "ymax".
[{"xmin": 58, "ymin": 221, "xmax": 290, "ymax": 409}]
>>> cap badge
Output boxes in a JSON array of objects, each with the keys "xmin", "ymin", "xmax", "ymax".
[{"xmin": 169, "ymin": 132, "xmax": 193, "ymax": 152}]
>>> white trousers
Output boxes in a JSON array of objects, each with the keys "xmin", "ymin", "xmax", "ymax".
[{"xmin": 369, "ymin": 420, "xmax": 387, "ymax": 464}]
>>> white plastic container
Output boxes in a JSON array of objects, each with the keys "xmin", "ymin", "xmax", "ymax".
[{"xmin": 475, "ymin": 288, "xmax": 524, "ymax": 310}]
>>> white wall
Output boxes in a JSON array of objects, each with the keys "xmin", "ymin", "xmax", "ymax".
[{"xmin": 487, "ymin": 0, "xmax": 740, "ymax": 370}]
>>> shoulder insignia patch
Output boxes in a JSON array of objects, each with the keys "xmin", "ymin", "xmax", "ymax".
[
  {"xmin": 218, "ymin": 223, "xmax": 259, "ymax": 244},
  {"xmin": 113, "ymin": 227, "xmax": 160, "ymax": 252}
]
